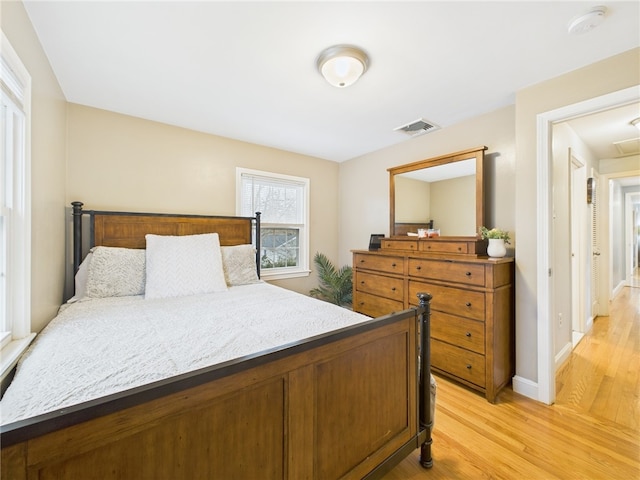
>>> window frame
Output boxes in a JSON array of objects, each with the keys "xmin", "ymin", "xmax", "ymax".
[
  {"xmin": 236, "ymin": 167, "xmax": 310, "ymax": 281},
  {"xmin": 1, "ymin": 31, "xmax": 34, "ymax": 380}
]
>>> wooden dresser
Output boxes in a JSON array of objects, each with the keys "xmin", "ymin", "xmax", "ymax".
[{"xmin": 353, "ymin": 237, "xmax": 514, "ymax": 403}]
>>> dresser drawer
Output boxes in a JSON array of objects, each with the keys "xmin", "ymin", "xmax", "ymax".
[
  {"xmin": 432, "ymin": 339, "xmax": 486, "ymax": 388},
  {"xmin": 381, "ymin": 239, "xmax": 418, "ymax": 251},
  {"xmin": 409, "ymin": 281, "xmax": 485, "ymax": 321},
  {"xmin": 431, "ymin": 312, "xmax": 485, "ymax": 355},
  {"xmin": 353, "ymin": 253, "xmax": 404, "ymax": 275},
  {"xmin": 418, "ymin": 241, "xmax": 468, "ymax": 254},
  {"xmin": 353, "ymin": 291, "xmax": 404, "ymax": 318},
  {"xmin": 408, "ymin": 258, "xmax": 486, "ymax": 287},
  {"xmin": 356, "ymin": 271, "xmax": 404, "ymax": 302}
]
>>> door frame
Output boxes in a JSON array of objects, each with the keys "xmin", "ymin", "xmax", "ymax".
[{"xmin": 535, "ymin": 85, "xmax": 640, "ymax": 405}]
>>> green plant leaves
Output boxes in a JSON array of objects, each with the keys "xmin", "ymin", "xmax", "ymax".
[{"xmin": 309, "ymin": 252, "xmax": 353, "ymax": 307}]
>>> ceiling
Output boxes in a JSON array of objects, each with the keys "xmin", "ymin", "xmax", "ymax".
[{"xmin": 22, "ymin": 1, "xmax": 640, "ymax": 163}]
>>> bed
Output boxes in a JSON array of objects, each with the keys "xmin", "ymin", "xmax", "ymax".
[{"xmin": 1, "ymin": 202, "xmax": 434, "ymax": 479}]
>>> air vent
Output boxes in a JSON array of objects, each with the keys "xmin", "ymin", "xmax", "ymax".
[
  {"xmin": 613, "ymin": 137, "xmax": 640, "ymax": 156},
  {"xmin": 393, "ymin": 118, "xmax": 440, "ymax": 137}
]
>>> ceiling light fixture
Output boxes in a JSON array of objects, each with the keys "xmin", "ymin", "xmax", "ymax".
[
  {"xmin": 567, "ymin": 5, "xmax": 607, "ymax": 35},
  {"xmin": 631, "ymin": 117, "xmax": 640, "ymax": 130},
  {"xmin": 316, "ymin": 45, "xmax": 369, "ymax": 88}
]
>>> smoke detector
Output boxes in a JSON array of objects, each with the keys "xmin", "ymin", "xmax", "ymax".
[
  {"xmin": 393, "ymin": 118, "xmax": 440, "ymax": 137},
  {"xmin": 568, "ymin": 6, "xmax": 607, "ymax": 35}
]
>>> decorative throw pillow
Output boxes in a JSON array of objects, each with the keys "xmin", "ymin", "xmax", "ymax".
[
  {"xmin": 86, "ymin": 247, "xmax": 146, "ymax": 298},
  {"xmin": 221, "ymin": 244, "xmax": 260, "ymax": 286},
  {"xmin": 144, "ymin": 233, "xmax": 227, "ymax": 299}
]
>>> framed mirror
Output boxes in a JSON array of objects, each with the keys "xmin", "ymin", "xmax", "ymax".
[{"xmin": 389, "ymin": 146, "xmax": 486, "ymax": 238}]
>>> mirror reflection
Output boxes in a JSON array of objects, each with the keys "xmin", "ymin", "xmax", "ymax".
[
  {"xmin": 395, "ymin": 159, "xmax": 476, "ymax": 236},
  {"xmin": 389, "ymin": 146, "xmax": 486, "ymax": 238}
]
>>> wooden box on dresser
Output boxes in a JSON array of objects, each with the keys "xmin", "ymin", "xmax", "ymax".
[{"xmin": 353, "ymin": 237, "xmax": 514, "ymax": 403}]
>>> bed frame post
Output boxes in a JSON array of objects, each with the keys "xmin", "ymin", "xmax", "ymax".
[
  {"xmin": 72, "ymin": 201, "xmax": 84, "ymax": 274},
  {"xmin": 254, "ymin": 211, "xmax": 261, "ymax": 279},
  {"xmin": 417, "ymin": 292, "xmax": 433, "ymax": 468}
]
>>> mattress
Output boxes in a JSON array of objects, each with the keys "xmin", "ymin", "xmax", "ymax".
[{"xmin": 0, "ymin": 282, "xmax": 370, "ymax": 425}]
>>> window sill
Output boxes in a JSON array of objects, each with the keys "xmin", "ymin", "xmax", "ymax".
[
  {"xmin": 1, "ymin": 333, "xmax": 36, "ymax": 382},
  {"xmin": 260, "ymin": 269, "xmax": 311, "ymax": 281}
]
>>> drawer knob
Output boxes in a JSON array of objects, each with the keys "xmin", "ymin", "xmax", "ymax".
[
  {"xmin": 465, "ymin": 271, "xmax": 471, "ymax": 276},
  {"xmin": 391, "ymin": 263, "xmax": 397, "ymax": 267},
  {"xmin": 416, "ymin": 266, "xmax": 422, "ymax": 270},
  {"xmin": 359, "ymin": 259, "xmax": 365, "ymax": 263},
  {"xmin": 360, "ymin": 281, "xmax": 366, "ymax": 285},
  {"xmin": 466, "ymin": 364, "xmax": 472, "ymax": 370},
  {"xmin": 465, "ymin": 302, "xmax": 472, "ymax": 307},
  {"xmin": 391, "ymin": 287, "xmax": 396, "ymax": 291},
  {"xmin": 465, "ymin": 332, "xmax": 472, "ymax": 338},
  {"xmin": 457, "ymin": 247, "xmax": 462, "ymax": 251}
]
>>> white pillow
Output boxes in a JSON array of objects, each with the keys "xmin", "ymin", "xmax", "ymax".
[
  {"xmin": 220, "ymin": 244, "xmax": 260, "ymax": 286},
  {"xmin": 145, "ymin": 233, "xmax": 227, "ymax": 299},
  {"xmin": 68, "ymin": 252, "xmax": 93, "ymax": 302},
  {"xmin": 86, "ymin": 246, "xmax": 146, "ymax": 298}
]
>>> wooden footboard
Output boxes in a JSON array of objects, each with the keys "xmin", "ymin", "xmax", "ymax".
[{"xmin": 2, "ymin": 304, "xmax": 432, "ymax": 479}]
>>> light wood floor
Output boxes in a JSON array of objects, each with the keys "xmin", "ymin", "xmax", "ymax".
[{"xmin": 382, "ymin": 281, "xmax": 639, "ymax": 479}]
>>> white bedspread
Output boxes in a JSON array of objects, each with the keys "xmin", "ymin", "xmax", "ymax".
[{"xmin": 1, "ymin": 283, "xmax": 370, "ymax": 425}]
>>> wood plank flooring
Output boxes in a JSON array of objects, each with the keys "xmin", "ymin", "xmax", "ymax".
[{"xmin": 382, "ymin": 281, "xmax": 639, "ymax": 479}]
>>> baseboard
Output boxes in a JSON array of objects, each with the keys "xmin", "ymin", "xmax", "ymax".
[
  {"xmin": 555, "ymin": 341, "xmax": 573, "ymax": 369},
  {"xmin": 612, "ymin": 280, "xmax": 625, "ymax": 299},
  {"xmin": 512, "ymin": 375, "xmax": 538, "ymax": 401},
  {"xmin": 572, "ymin": 331, "xmax": 585, "ymax": 348},
  {"xmin": 586, "ymin": 315, "xmax": 594, "ymax": 333}
]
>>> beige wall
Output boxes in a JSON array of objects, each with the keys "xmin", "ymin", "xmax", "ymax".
[
  {"xmin": 339, "ymin": 105, "xmax": 516, "ymax": 265},
  {"xmin": 66, "ymin": 104, "xmax": 340, "ymax": 295},
  {"xmin": 430, "ymin": 175, "xmax": 476, "ymax": 236},
  {"xmin": 1, "ymin": 1, "xmax": 68, "ymax": 333},
  {"xmin": 599, "ymin": 155, "xmax": 640, "ymax": 174},
  {"xmin": 514, "ymin": 47, "xmax": 640, "ymax": 385},
  {"xmin": 395, "ymin": 176, "xmax": 430, "ymax": 223}
]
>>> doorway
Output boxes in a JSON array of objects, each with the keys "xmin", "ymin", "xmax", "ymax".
[{"xmin": 536, "ymin": 85, "xmax": 640, "ymax": 405}]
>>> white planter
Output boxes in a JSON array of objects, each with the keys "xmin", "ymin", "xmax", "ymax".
[{"xmin": 487, "ymin": 238, "xmax": 507, "ymax": 258}]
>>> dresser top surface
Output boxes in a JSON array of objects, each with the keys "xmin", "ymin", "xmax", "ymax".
[{"xmin": 352, "ymin": 249, "xmax": 515, "ymax": 264}]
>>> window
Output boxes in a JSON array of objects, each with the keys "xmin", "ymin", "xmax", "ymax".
[
  {"xmin": 237, "ymin": 168, "xmax": 310, "ymax": 280},
  {"xmin": 1, "ymin": 31, "xmax": 33, "ymax": 378}
]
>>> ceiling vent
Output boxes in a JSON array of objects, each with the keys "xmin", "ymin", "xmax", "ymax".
[
  {"xmin": 613, "ymin": 137, "xmax": 640, "ymax": 156},
  {"xmin": 394, "ymin": 118, "xmax": 440, "ymax": 137}
]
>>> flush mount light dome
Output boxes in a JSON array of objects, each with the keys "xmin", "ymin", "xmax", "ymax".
[{"xmin": 316, "ymin": 45, "xmax": 369, "ymax": 88}]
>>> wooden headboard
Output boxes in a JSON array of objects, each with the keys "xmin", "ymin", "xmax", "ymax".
[{"xmin": 71, "ymin": 201, "xmax": 261, "ymax": 275}]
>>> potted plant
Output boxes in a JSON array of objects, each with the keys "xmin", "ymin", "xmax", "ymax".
[
  {"xmin": 309, "ymin": 252, "xmax": 353, "ymax": 307},
  {"xmin": 479, "ymin": 226, "xmax": 511, "ymax": 258}
]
